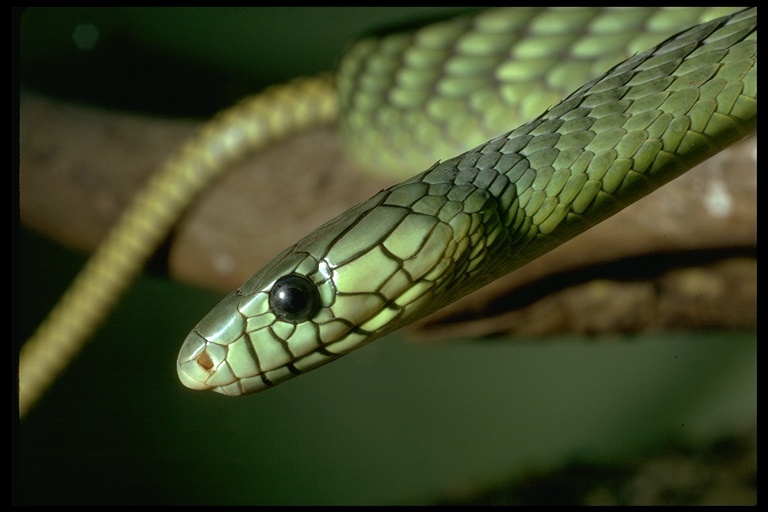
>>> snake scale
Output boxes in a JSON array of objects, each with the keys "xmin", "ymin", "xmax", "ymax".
[{"xmin": 20, "ymin": 8, "xmax": 756, "ymax": 413}]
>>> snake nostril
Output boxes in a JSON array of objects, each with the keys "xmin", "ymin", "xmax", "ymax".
[{"xmin": 196, "ymin": 352, "xmax": 214, "ymax": 371}]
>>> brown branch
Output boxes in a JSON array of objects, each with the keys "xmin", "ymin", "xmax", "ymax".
[{"xmin": 20, "ymin": 92, "xmax": 756, "ymax": 340}]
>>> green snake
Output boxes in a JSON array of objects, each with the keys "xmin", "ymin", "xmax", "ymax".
[
  {"xmin": 19, "ymin": 8, "xmax": 756, "ymax": 412},
  {"xmin": 175, "ymin": 7, "xmax": 757, "ymax": 395}
]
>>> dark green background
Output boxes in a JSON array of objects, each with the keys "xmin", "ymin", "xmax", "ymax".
[{"xmin": 16, "ymin": 8, "xmax": 755, "ymax": 505}]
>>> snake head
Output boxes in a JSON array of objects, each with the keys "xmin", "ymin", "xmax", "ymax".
[{"xmin": 175, "ymin": 239, "xmax": 383, "ymax": 396}]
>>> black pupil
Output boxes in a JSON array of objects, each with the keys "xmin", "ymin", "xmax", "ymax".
[
  {"xmin": 277, "ymin": 286, "xmax": 306, "ymax": 313},
  {"xmin": 269, "ymin": 274, "xmax": 320, "ymax": 323}
]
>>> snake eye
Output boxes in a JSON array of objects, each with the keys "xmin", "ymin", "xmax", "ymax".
[{"xmin": 269, "ymin": 274, "xmax": 321, "ymax": 323}]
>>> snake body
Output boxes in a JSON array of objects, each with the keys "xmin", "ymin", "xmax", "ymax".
[{"xmin": 176, "ymin": 8, "xmax": 757, "ymax": 395}]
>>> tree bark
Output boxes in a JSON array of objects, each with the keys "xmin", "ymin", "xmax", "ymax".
[{"xmin": 20, "ymin": 92, "xmax": 756, "ymax": 339}]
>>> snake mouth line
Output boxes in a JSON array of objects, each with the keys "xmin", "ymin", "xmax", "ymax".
[{"xmin": 176, "ymin": 322, "xmax": 366, "ymax": 393}]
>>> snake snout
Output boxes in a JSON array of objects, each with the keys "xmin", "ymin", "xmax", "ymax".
[{"xmin": 177, "ymin": 331, "xmax": 215, "ymax": 391}]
